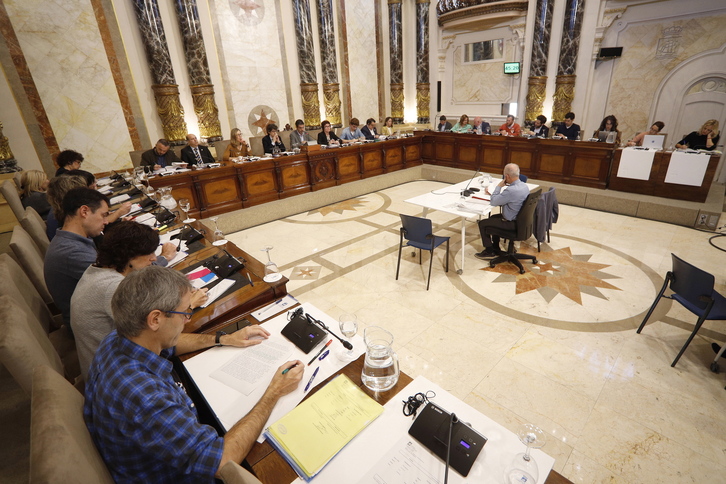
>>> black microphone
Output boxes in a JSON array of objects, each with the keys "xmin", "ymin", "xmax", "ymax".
[
  {"xmin": 461, "ymin": 164, "xmax": 482, "ymax": 197},
  {"xmin": 444, "ymin": 413, "xmax": 458, "ymax": 484},
  {"xmin": 305, "ymin": 314, "xmax": 353, "ymax": 350}
]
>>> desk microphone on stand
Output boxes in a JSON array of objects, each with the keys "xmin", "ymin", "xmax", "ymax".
[
  {"xmin": 304, "ymin": 313, "xmax": 353, "ymax": 350},
  {"xmin": 460, "ymin": 164, "xmax": 482, "ymax": 198},
  {"xmin": 444, "ymin": 413, "xmax": 458, "ymax": 484}
]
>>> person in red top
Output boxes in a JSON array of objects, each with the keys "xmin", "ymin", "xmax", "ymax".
[{"xmin": 499, "ymin": 115, "xmax": 521, "ymax": 137}]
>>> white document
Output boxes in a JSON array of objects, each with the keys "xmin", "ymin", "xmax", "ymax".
[
  {"xmin": 616, "ymin": 147, "xmax": 656, "ymax": 180},
  {"xmin": 98, "ymin": 185, "xmax": 113, "ymax": 195},
  {"xmin": 183, "ymin": 303, "xmax": 366, "ymax": 442},
  {"xmin": 158, "ymin": 228, "xmax": 182, "ymax": 244},
  {"xmin": 109, "ymin": 193, "xmax": 130, "ymax": 205},
  {"xmin": 210, "ymin": 338, "xmax": 293, "ymax": 395},
  {"xmin": 252, "ymin": 294, "xmax": 299, "ymax": 321},
  {"xmin": 360, "ymin": 437, "xmax": 443, "ymax": 484},
  {"xmin": 135, "ymin": 212, "xmax": 157, "ymax": 227},
  {"xmin": 664, "ymin": 151, "xmax": 711, "ymax": 186},
  {"xmin": 201, "ymin": 278, "xmax": 236, "ymax": 307}
]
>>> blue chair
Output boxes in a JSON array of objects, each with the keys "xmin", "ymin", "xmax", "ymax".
[
  {"xmin": 637, "ymin": 254, "xmax": 726, "ymax": 367},
  {"xmin": 396, "ymin": 214, "xmax": 449, "ymax": 290}
]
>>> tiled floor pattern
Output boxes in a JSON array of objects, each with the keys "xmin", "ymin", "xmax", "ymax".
[{"xmin": 227, "ymin": 181, "xmax": 726, "ymax": 483}]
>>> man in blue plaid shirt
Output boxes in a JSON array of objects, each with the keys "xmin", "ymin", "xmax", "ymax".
[{"xmin": 83, "ymin": 266, "xmax": 304, "ymax": 483}]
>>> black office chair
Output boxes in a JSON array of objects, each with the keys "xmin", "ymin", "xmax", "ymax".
[
  {"xmin": 637, "ymin": 253, "xmax": 726, "ymax": 367},
  {"xmin": 396, "ymin": 214, "xmax": 450, "ymax": 290},
  {"xmin": 484, "ymin": 189, "xmax": 542, "ymax": 274}
]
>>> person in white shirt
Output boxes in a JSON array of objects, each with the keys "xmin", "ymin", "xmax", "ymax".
[{"xmin": 341, "ymin": 118, "xmax": 365, "ymax": 141}]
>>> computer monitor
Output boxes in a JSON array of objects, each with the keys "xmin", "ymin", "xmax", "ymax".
[{"xmin": 643, "ymin": 134, "xmax": 665, "ymax": 150}]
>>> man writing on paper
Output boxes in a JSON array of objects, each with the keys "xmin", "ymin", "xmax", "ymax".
[
  {"xmin": 84, "ymin": 266, "xmax": 304, "ymax": 483},
  {"xmin": 475, "ymin": 163, "xmax": 529, "ymax": 259}
]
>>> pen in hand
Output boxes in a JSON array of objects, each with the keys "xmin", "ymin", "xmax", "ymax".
[{"xmin": 281, "ymin": 363, "xmax": 298, "ymax": 375}]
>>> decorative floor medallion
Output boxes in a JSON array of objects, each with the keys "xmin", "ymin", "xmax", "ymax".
[{"xmin": 307, "ymin": 197, "xmax": 367, "ymax": 216}]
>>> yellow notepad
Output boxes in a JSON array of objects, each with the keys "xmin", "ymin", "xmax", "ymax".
[{"xmin": 265, "ymin": 374, "xmax": 384, "ymax": 478}]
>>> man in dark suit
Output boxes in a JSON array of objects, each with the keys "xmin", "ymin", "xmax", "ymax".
[
  {"xmin": 530, "ymin": 115, "xmax": 549, "ymax": 138},
  {"xmin": 180, "ymin": 134, "xmax": 215, "ymax": 166},
  {"xmin": 140, "ymin": 139, "xmax": 182, "ymax": 170},
  {"xmin": 361, "ymin": 118, "xmax": 378, "ymax": 140},
  {"xmin": 554, "ymin": 112, "xmax": 580, "ymax": 140},
  {"xmin": 437, "ymin": 115, "xmax": 452, "ymax": 132}
]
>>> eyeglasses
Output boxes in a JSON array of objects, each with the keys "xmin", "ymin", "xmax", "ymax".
[{"xmin": 165, "ymin": 307, "xmax": 194, "ymax": 320}]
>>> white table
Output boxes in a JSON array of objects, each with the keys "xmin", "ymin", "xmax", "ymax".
[
  {"xmin": 295, "ymin": 376, "xmax": 556, "ymax": 484},
  {"xmin": 405, "ymin": 176, "xmax": 538, "ymax": 274}
]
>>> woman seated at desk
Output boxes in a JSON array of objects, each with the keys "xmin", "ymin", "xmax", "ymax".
[
  {"xmin": 593, "ymin": 115, "xmax": 622, "ymax": 144},
  {"xmin": 381, "ymin": 117, "xmax": 395, "ymax": 136},
  {"xmin": 675, "ymin": 119, "xmax": 720, "ymax": 151},
  {"xmin": 450, "ymin": 114, "xmax": 472, "ymax": 133},
  {"xmin": 223, "ymin": 128, "xmax": 250, "ymax": 160},
  {"xmin": 627, "ymin": 121, "xmax": 664, "ymax": 146},
  {"xmin": 317, "ymin": 120, "xmax": 342, "ymax": 146},
  {"xmin": 20, "ymin": 170, "xmax": 51, "ymax": 220}
]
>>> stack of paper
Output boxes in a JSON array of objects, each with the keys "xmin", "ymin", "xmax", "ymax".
[{"xmin": 264, "ymin": 375, "xmax": 384, "ymax": 481}]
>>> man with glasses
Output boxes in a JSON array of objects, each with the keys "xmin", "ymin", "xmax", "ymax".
[{"xmin": 84, "ymin": 266, "xmax": 304, "ymax": 483}]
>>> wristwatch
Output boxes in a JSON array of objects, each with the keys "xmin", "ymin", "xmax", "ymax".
[{"xmin": 215, "ymin": 331, "xmax": 226, "ymax": 347}]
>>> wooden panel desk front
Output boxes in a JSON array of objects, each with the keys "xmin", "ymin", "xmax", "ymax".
[
  {"xmin": 418, "ymin": 131, "xmax": 614, "ymax": 189},
  {"xmin": 609, "ymin": 149, "xmax": 720, "ymax": 202},
  {"xmin": 148, "ymin": 137, "xmax": 423, "ymax": 218}
]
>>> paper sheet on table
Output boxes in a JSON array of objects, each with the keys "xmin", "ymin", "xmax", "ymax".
[
  {"xmin": 447, "ymin": 200, "xmax": 488, "ymax": 215},
  {"xmin": 201, "ymin": 278, "xmax": 235, "ymax": 307},
  {"xmin": 97, "ymin": 177, "xmax": 112, "ymax": 187},
  {"xmin": 664, "ymin": 150, "xmax": 710, "ymax": 186},
  {"xmin": 617, "ymin": 147, "xmax": 655, "ymax": 180},
  {"xmin": 264, "ymin": 375, "xmax": 383, "ymax": 480},
  {"xmin": 252, "ymin": 294, "xmax": 299, "ymax": 321},
  {"xmin": 210, "ymin": 337, "xmax": 292, "ymax": 395},
  {"xmin": 109, "ymin": 193, "xmax": 130, "ymax": 205},
  {"xmin": 164, "ymin": 251, "xmax": 188, "ymax": 267},
  {"xmin": 98, "ymin": 185, "xmax": 113, "ymax": 195},
  {"xmin": 183, "ymin": 303, "xmax": 366, "ymax": 442},
  {"xmin": 187, "ymin": 267, "xmax": 218, "ymax": 288},
  {"xmin": 135, "ymin": 212, "xmax": 157, "ymax": 227},
  {"xmin": 359, "ymin": 436, "xmax": 443, "ymax": 484},
  {"xmin": 158, "ymin": 228, "xmax": 181, "ymax": 244}
]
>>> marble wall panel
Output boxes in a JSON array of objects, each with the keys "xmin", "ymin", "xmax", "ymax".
[
  {"xmin": 344, "ymin": 0, "xmax": 379, "ymax": 120},
  {"xmin": 452, "ymin": 45, "xmax": 511, "ymax": 103},
  {"xmin": 4, "ymin": 0, "xmax": 134, "ymax": 173},
  {"xmin": 211, "ymin": 0, "xmax": 289, "ymax": 138},
  {"xmin": 605, "ymin": 13, "xmax": 726, "ymax": 142}
]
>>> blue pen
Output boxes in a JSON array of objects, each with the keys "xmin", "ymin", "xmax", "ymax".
[
  {"xmin": 304, "ymin": 367, "xmax": 320, "ymax": 392},
  {"xmin": 318, "ymin": 350, "xmax": 329, "ymax": 361}
]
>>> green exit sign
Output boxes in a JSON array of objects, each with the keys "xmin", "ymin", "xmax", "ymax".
[{"xmin": 503, "ymin": 62, "xmax": 520, "ymax": 74}]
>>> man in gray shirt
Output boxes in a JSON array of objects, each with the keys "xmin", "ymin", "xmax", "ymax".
[
  {"xmin": 476, "ymin": 163, "xmax": 530, "ymax": 259},
  {"xmin": 44, "ymin": 188, "xmax": 110, "ymax": 328},
  {"xmin": 290, "ymin": 119, "xmax": 314, "ymax": 149}
]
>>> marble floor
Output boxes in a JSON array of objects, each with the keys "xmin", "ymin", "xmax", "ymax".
[{"xmin": 227, "ymin": 180, "xmax": 726, "ymax": 484}]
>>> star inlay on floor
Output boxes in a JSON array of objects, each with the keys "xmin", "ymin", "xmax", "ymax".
[
  {"xmin": 307, "ymin": 197, "xmax": 367, "ymax": 216},
  {"xmin": 288, "ymin": 265, "xmax": 321, "ymax": 281},
  {"xmin": 482, "ymin": 244, "xmax": 621, "ymax": 304}
]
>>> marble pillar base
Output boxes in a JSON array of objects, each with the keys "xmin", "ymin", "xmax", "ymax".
[
  {"xmin": 323, "ymin": 82, "xmax": 342, "ymax": 127},
  {"xmin": 391, "ymin": 82, "xmax": 404, "ymax": 123},
  {"xmin": 525, "ymin": 76, "xmax": 547, "ymax": 125},
  {"xmin": 191, "ymin": 84, "xmax": 222, "ymax": 141},
  {"xmin": 416, "ymin": 82, "xmax": 430, "ymax": 125},
  {"xmin": 301, "ymin": 82, "xmax": 321, "ymax": 128},
  {"xmin": 552, "ymin": 74, "xmax": 576, "ymax": 122},
  {"xmin": 152, "ymin": 84, "xmax": 188, "ymax": 143}
]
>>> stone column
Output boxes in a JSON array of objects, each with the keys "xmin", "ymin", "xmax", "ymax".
[
  {"xmin": 553, "ymin": 0, "xmax": 585, "ymax": 123},
  {"xmin": 316, "ymin": 0, "xmax": 342, "ymax": 126},
  {"xmin": 389, "ymin": 0, "xmax": 404, "ymax": 124},
  {"xmin": 415, "ymin": 0, "xmax": 430, "ymax": 125},
  {"xmin": 173, "ymin": 0, "xmax": 222, "ymax": 141},
  {"xmin": 292, "ymin": 0, "xmax": 321, "ymax": 128},
  {"xmin": 131, "ymin": 0, "xmax": 187, "ymax": 143},
  {"xmin": 524, "ymin": 0, "xmax": 553, "ymax": 126}
]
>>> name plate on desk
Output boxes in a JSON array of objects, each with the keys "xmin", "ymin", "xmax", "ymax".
[{"xmin": 664, "ymin": 151, "xmax": 711, "ymax": 186}]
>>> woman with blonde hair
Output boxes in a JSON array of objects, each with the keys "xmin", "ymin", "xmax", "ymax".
[
  {"xmin": 676, "ymin": 119, "xmax": 720, "ymax": 151},
  {"xmin": 451, "ymin": 114, "xmax": 472, "ymax": 133},
  {"xmin": 20, "ymin": 170, "xmax": 51, "ymax": 220},
  {"xmin": 381, "ymin": 117, "xmax": 395, "ymax": 136},
  {"xmin": 222, "ymin": 128, "xmax": 250, "ymax": 160}
]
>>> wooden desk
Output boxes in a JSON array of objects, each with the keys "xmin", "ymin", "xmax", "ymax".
[
  {"xmin": 148, "ymin": 137, "xmax": 423, "ymax": 219},
  {"xmin": 609, "ymin": 149, "xmax": 720, "ymax": 202},
  {"xmin": 417, "ymin": 131, "xmax": 614, "ymax": 189}
]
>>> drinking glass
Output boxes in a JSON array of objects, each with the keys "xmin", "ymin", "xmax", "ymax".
[
  {"xmin": 336, "ymin": 313, "xmax": 358, "ymax": 361},
  {"xmin": 261, "ymin": 246, "xmax": 282, "ymax": 282},
  {"xmin": 179, "ymin": 198, "xmax": 195, "ymax": 223},
  {"xmin": 210, "ymin": 216, "xmax": 226, "ymax": 246},
  {"xmin": 504, "ymin": 423, "xmax": 546, "ymax": 484}
]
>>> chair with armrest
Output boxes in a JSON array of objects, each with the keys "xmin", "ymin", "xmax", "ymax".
[
  {"xmin": 21, "ymin": 206, "xmax": 50, "ymax": 256},
  {"xmin": 1, "ymin": 178, "xmax": 25, "ymax": 221},
  {"xmin": 0, "ymin": 253, "xmax": 58, "ymax": 331},
  {"xmin": 637, "ymin": 253, "xmax": 726, "ymax": 367},
  {"xmin": 395, "ymin": 214, "xmax": 449, "ymax": 290},
  {"xmin": 249, "ymin": 137, "xmax": 264, "ymax": 156},
  {"xmin": 30, "ymin": 365, "xmax": 115, "ymax": 484},
  {"xmin": 484, "ymin": 188, "xmax": 542, "ymax": 274},
  {"xmin": 213, "ymin": 139, "xmax": 231, "ymax": 161},
  {"xmin": 10, "ymin": 224, "xmax": 53, "ymax": 304}
]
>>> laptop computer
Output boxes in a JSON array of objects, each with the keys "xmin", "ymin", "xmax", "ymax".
[
  {"xmin": 643, "ymin": 134, "xmax": 665, "ymax": 150},
  {"xmin": 597, "ymin": 131, "xmax": 610, "ymax": 142}
]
